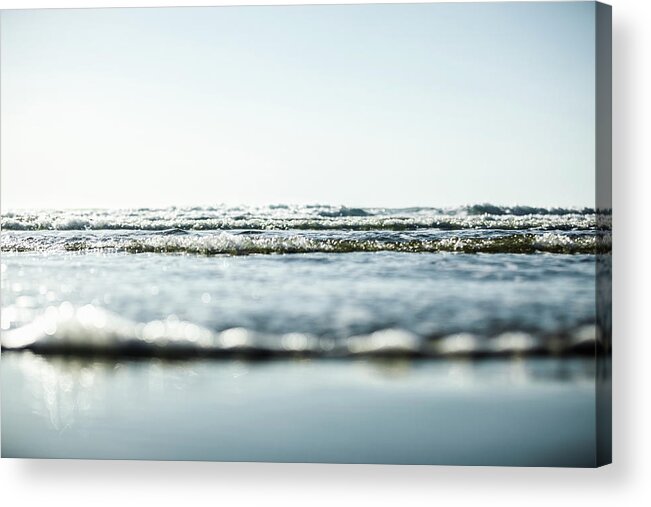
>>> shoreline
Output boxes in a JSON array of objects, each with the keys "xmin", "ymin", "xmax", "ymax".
[{"xmin": 2, "ymin": 353, "xmax": 598, "ymax": 466}]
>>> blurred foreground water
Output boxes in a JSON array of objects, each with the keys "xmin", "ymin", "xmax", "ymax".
[{"xmin": 2, "ymin": 353, "xmax": 597, "ymax": 465}]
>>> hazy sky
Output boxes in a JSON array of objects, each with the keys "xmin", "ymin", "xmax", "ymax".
[{"xmin": 1, "ymin": 2, "xmax": 596, "ymax": 210}]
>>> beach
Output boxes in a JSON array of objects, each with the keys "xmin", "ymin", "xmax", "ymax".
[
  {"xmin": 2, "ymin": 354, "xmax": 597, "ymax": 466},
  {"xmin": 0, "ymin": 205, "xmax": 609, "ymax": 465}
]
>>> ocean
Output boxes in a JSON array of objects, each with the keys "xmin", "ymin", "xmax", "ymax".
[{"xmin": 0, "ymin": 204, "xmax": 610, "ymax": 465}]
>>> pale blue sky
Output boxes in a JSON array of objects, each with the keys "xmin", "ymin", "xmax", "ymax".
[{"xmin": 1, "ymin": 2, "xmax": 596, "ymax": 209}]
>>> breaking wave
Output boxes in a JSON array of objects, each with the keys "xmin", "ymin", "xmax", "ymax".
[
  {"xmin": 1, "ymin": 204, "xmax": 607, "ymax": 232},
  {"xmin": 1, "ymin": 304, "xmax": 599, "ymax": 359},
  {"xmin": 1, "ymin": 231, "xmax": 610, "ymax": 255}
]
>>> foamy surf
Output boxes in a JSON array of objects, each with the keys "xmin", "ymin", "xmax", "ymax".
[
  {"xmin": 1, "ymin": 303, "xmax": 598, "ymax": 358},
  {"xmin": 1, "ymin": 204, "xmax": 606, "ymax": 232},
  {"xmin": 2, "ymin": 204, "xmax": 608, "ymax": 361},
  {"xmin": 1, "ymin": 230, "xmax": 609, "ymax": 255}
]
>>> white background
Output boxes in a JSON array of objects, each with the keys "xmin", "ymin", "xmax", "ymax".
[{"xmin": 0, "ymin": 0, "xmax": 649, "ymax": 505}]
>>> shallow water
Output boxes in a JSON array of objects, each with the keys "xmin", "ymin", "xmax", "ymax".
[
  {"xmin": 0, "ymin": 205, "xmax": 606, "ymax": 464},
  {"xmin": 2, "ymin": 353, "xmax": 597, "ymax": 466},
  {"xmin": 1, "ymin": 251, "xmax": 597, "ymax": 357}
]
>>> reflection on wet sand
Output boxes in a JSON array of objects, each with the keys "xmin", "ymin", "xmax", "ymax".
[{"xmin": 3, "ymin": 352, "xmax": 597, "ymax": 466}]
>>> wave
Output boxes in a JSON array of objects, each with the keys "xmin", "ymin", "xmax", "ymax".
[
  {"xmin": 1, "ymin": 216, "xmax": 600, "ymax": 232},
  {"xmin": 463, "ymin": 204, "xmax": 598, "ymax": 216},
  {"xmin": 1, "ymin": 205, "xmax": 606, "ymax": 232},
  {"xmin": 1, "ymin": 231, "xmax": 610, "ymax": 255},
  {"xmin": 1, "ymin": 304, "xmax": 599, "ymax": 359},
  {"xmin": 316, "ymin": 206, "xmax": 374, "ymax": 217}
]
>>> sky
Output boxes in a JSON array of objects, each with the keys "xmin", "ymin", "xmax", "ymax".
[{"xmin": 1, "ymin": 2, "xmax": 596, "ymax": 210}]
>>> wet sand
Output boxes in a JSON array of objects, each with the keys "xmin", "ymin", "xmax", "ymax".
[{"xmin": 2, "ymin": 352, "xmax": 597, "ymax": 466}]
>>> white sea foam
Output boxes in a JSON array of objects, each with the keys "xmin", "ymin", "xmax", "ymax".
[
  {"xmin": 0, "ymin": 230, "xmax": 606, "ymax": 254},
  {"xmin": 0, "ymin": 303, "xmax": 598, "ymax": 359},
  {"xmin": 1, "ymin": 204, "xmax": 605, "ymax": 232}
]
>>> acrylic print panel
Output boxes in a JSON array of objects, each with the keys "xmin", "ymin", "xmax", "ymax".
[{"xmin": 0, "ymin": 1, "xmax": 612, "ymax": 466}]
